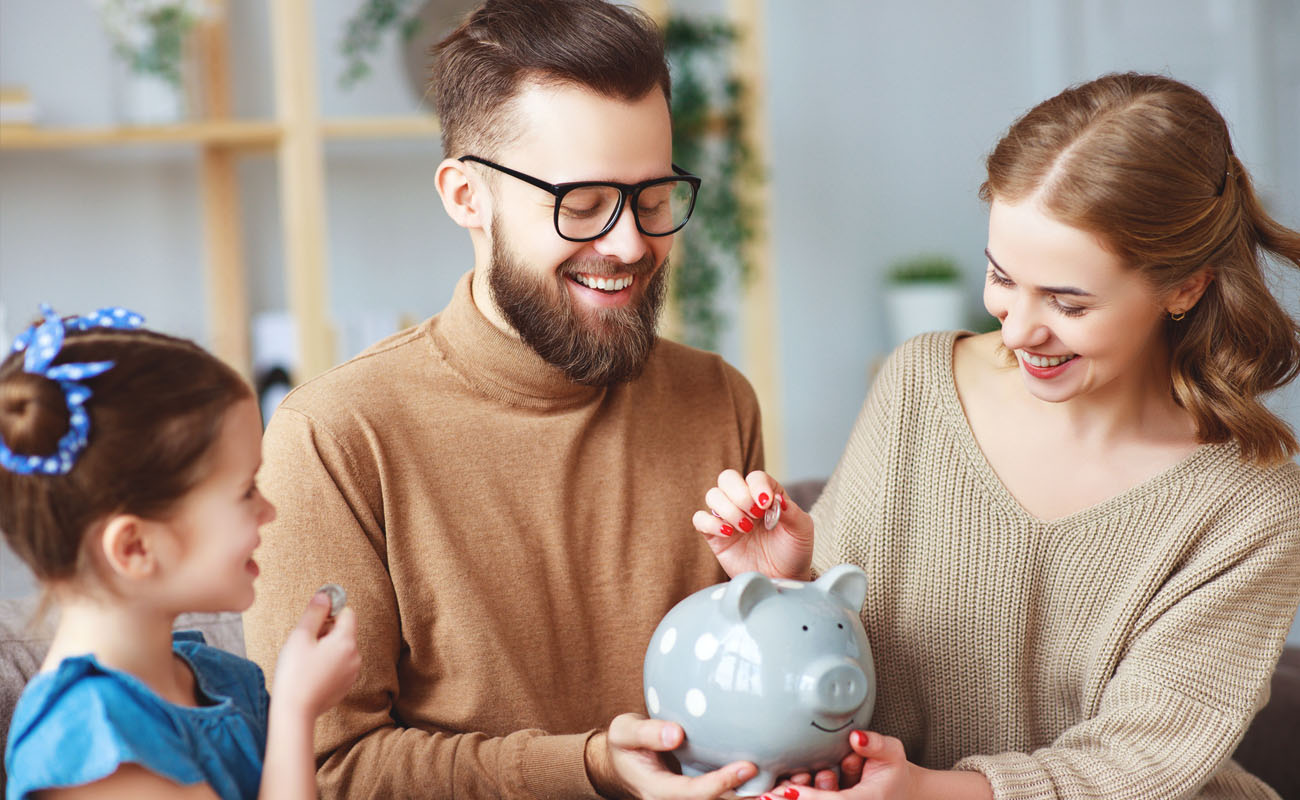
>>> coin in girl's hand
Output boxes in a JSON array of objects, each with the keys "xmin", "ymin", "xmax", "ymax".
[{"xmin": 317, "ymin": 583, "xmax": 347, "ymax": 617}]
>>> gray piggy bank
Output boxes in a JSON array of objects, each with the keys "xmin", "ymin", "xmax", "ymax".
[{"xmin": 643, "ymin": 564, "xmax": 875, "ymax": 795}]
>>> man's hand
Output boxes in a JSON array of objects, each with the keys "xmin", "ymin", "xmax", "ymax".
[{"xmin": 586, "ymin": 713, "xmax": 758, "ymax": 800}]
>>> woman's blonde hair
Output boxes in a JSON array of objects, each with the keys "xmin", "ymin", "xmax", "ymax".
[{"xmin": 981, "ymin": 72, "xmax": 1300, "ymax": 464}]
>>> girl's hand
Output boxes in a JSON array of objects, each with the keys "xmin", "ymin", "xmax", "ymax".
[
  {"xmin": 271, "ymin": 591, "xmax": 361, "ymax": 720},
  {"xmin": 692, "ymin": 469, "xmax": 814, "ymax": 581}
]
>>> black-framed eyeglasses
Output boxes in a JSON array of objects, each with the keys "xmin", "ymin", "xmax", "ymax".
[{"xmin": 458, "ymin": 155, "xmax": 701, "ymax": 242}]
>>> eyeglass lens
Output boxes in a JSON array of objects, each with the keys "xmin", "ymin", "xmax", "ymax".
[{"xmin": 558, "ymin": 180, "xmax": 696, "ymax": 240}]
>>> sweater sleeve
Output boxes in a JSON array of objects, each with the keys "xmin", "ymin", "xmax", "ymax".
[
  {"xmin": 242, "ymin": 406, "xmax": 603, "ymax": 800},
  {"xmin": 953, "ymin": 490, "xmax": 1300, "ymax": 800}
]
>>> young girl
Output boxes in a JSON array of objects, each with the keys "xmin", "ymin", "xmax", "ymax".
[
  {"xmin": 1, "ymin": 306, "xmax": 360, "ymax": 800},
  {"xmin": 695, "ymin": 73, "xmax": 1300, "ymax": 799}
]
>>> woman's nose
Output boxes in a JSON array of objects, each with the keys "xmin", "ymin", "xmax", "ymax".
[{"xmin": 997, "ymin": 295, "xmax": 1050, "ymax": 350}]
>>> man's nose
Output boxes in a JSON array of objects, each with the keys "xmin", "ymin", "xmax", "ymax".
[{"xmin": 591, "ymin": 202, "xmax": 650, "ymax": 265}]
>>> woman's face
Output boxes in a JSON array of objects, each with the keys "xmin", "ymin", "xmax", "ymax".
[{"xmin": 983, "ymin": 198, "xmax": 1174, "ymax": 405}]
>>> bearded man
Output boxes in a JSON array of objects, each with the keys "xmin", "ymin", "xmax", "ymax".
[{"xmin": 241, "ymin": 1, "xmax": 765, "ymax": 798}]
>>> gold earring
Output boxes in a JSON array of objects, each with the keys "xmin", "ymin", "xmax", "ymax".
[{"xmin": 1170, "ymin": 309, "xmax": 1186, "ymax": 321}]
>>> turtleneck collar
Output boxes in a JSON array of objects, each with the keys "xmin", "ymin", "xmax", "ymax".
[{"xmin": 429, "ymin": 271, "xmax": 605, "ymax": 409}]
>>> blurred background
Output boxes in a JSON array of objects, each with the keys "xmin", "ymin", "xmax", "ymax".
[{"xmin": 1, "ymin": 0, "xmax": 1298, "ymax": 645}]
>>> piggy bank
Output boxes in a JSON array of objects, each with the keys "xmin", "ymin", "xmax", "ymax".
[{"xmin": 642, "ymin": 564, "xmax": 875, "ymax": 795}]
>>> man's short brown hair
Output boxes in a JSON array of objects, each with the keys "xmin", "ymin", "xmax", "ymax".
[{"xmin": 431, "ymin": 0, "xmax": 671, "ymax": 159}]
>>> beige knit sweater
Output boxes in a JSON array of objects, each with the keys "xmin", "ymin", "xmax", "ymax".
[
  {"xmin": 242, "ymin": 272, "xmax": 763, "ymax": 799},
  {"xmin": 810, "ymin": 332, "xmax": 1300, "ymax": 800}
]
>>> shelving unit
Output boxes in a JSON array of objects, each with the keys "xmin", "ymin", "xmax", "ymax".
[{"xmin": 0, "ymin": 0, "xmax": 438, "ymax": 380}]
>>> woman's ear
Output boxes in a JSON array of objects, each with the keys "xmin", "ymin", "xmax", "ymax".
[
  {"xmin": 1167, "ymin": 268, "xmax": 1214, "ymax": 315},
  {"xmin": 100, "ymin": 514, "xmax": 160, "ymax": 580},
  {"xmin": 436, "ymin": 158, "xmax": 490, "ymax": 231}
]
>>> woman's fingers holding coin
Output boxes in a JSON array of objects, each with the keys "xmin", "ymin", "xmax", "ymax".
[
  {"xmin": 705, "ymin": 486, "xmax": 755, "ymax": 533},
  {"xmin": 694, "ymin": 509, "xmax": 736, "ymax": 537},
  {"xmin": 719, "ymin": 469, "xmax": 765, "ymax": 519}
]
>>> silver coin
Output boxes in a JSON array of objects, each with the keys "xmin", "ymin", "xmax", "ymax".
[
  {"xmin": 763, "ymin": 501, "xmax": 782, "ymax": 530},
  {"xmin": 317, "ymin": 583, "xmax": 347, "ymax": 617}
]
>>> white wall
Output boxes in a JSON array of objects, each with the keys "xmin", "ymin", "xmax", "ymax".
[{"xmin": 2, "ymin": 1, "xmax": 1298, "ymax": 645}]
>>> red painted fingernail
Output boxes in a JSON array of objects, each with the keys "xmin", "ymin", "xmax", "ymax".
[
  {"xmin": 719, "ymin": 524, "xmax": 735, "ymax": 537},
  {"xmin": 851, "ymin": 730, "xmax": 867, "ymax": 747},
  {"xmin": 758, "ymin": 492, "xmax": 770, "ymax": 507},
  {"xmin": 749, "ymin": 503, "xmax": 763, "ymax": 517},
  {"xmin": 783, "ymin": 789, "xmax": 800, "ymax": 799},
  {"xmin": 739, "ymin": 517, "xmax": 753, "ymax": 533},
  {"xmin": 781, "ymin": 494, "xmax": 788, "ymax": 511}
]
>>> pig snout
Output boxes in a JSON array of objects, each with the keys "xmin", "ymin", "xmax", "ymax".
[{"xmin": 800, "ymin": 657, "xmax": 868, "ymax": 716}]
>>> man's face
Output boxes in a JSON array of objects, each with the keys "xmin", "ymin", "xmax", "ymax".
[{"xmin": 479, "ymin": 83, "xmax": 677, "ymax": 385}]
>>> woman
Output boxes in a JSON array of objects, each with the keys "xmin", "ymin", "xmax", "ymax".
[{"xmin": 696, "ymin": 73, "xmax": 1300, "ymax": 799}]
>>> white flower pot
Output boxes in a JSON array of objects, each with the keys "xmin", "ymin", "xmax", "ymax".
[
  {"xmin": 884, "ymin": 283, "xmax": 966, "ymax": 347},
  {"xmin": 119, "ymin": 71, "xmax": 185, "ymax": 125}
]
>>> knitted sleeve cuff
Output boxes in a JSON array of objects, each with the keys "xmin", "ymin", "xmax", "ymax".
[
  {"xmin": 951, "ymin": 753, "xmax": 1059, "ymax": 800},
  {"xmin": 517, "ymin": 730, "xmax": 605, "ymax": 799}
]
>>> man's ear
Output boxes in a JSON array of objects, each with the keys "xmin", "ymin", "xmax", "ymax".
[
  {"xmin": 1166, "ymin": 268, "xmax": 1214, "ymax": 316},
  {"xmin": 436, "ymin": 158, "xmax": 490, "ymax": 231},
  {"xmin": 100, "ymin": 514, "xmax": 161, "ymax": 580}
]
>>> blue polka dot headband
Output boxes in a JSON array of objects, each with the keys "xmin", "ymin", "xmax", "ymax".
[{"xmin": 0, "ymin": 304, "xmax": 146, "ymax": 476}]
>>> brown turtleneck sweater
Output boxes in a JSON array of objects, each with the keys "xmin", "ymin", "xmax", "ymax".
[{"xmin": 242, "ymin": 272, "xmax": 763, "ymax": 799}]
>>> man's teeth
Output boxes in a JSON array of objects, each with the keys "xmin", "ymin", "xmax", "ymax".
[
  {"xmin": 1017, "ymin": 350, "xmax": 1076, "ymax": 368},
  {"xmin": 573, "ymin": 274, "xmax": 633, "ymax": 292}
]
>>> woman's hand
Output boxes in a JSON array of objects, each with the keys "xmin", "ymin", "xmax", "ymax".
[
  {"xmin": 692, "ymin": 469, "xmax": 814, "ymax": 581},
  {"xmin": 586, "ymin": 713, "xmax": 758, "ymax": 800},
  {"xmin": 761, "ymin": 731, "xmax": 992, "ymax": 800},
  {"xmin": 760, "ymin": 731, "xmax": 912, "ymax": 800},
  {"xmin": 271, "ymin": 591, "xmax": 361, "ymax": 720}
]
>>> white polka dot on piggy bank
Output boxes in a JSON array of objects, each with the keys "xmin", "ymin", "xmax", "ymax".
[{"xmin": 642, "ymin": 564, "xmax": 876, "ymax": 796}]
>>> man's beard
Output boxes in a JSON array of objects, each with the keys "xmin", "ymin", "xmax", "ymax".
[{"xmin": 487, "ymin": 225, "xmax": 669, "ymax": 386}]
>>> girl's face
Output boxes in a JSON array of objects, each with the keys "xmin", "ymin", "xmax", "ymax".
[
  {"xmin": 160, "ymin": 396, "xmax": 274, "ymax": 614},
  {"xmin": 984, "ymin": 198, "xmax": 1173, "ymax": 405}
]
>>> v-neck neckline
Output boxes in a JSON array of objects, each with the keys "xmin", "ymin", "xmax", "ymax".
[{"xmin": 932, "ymin": 331, "xmax": 1222, "ymax": 528}]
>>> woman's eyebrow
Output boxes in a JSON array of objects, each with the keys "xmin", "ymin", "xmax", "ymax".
[{"xmin": 984, "ymin": 248, "xmax": 1095, "ymax": 297}]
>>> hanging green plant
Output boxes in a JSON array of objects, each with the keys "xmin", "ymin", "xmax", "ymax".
[
  {"xmin": 664, "ymin": 15, "xmax": 759, "ymax": 351},
  {"xmin": 338, "ymin": 0, "xmax": 425, "ymax": 88}
]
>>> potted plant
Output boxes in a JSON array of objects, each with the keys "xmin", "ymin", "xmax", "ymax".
[
  {"xmin": 92, "ymin": 0, "xmax": 212, "ymax": 124},
  {"xmin": 882, "ymin": 254, "xmax": 967, "ymax": 346}
]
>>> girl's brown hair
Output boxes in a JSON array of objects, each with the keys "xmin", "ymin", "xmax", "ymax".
[
  {"xmin": 981, "ymin": 72, "xmax": 1300, "ymax": 464},
  {"xmin": 0, "ymin": 326, "xmax": 251, "ymax": 583}
]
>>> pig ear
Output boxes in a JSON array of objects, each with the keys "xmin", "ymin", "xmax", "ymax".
[
  {"xmin": 814, "ymin": 564, "xmax": 868, "ymax": 613},
  {"xmin": 722, "ymin": 572, "xmax": 778, "ymax": 621}
]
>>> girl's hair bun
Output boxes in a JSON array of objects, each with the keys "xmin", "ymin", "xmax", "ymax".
[{"xmin": 0, "ymin": 371, "xmax": 69, "ymax": 459}]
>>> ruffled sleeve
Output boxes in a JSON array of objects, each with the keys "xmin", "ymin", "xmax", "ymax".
[{"xmin": 5, "ymin": 659, "xmax": 205, "ymax": 799}]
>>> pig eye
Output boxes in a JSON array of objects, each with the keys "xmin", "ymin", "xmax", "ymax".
[
  {"xmin": 837, "ymin": 623, "xmax": 844, "ymax": 629},
  {"xmin": 801, "ymin": 625, "xmax": 809, "ymax": 631}
]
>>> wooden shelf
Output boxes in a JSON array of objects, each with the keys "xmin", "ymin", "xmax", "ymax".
[
  {"xmin": 0, "ymin": 115, "xmax": 442, "ymax": 151},
  {"xmin": 322, "ymin": 114, "xmax": 439, "ymax": 140},
  {"xmin": 0, "ymin": 120, "xmax": 281, "ymax": 151}
]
